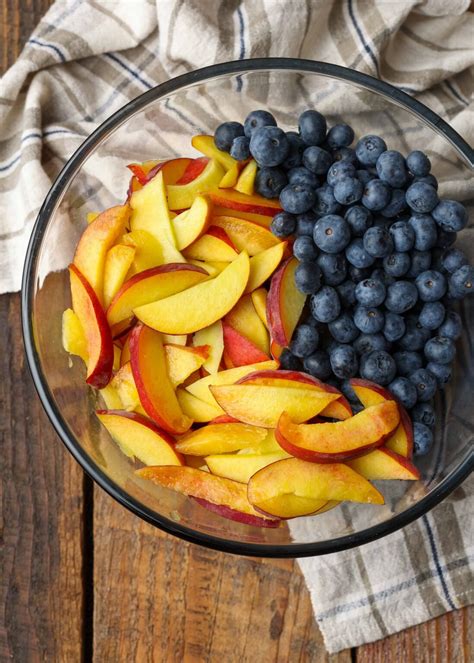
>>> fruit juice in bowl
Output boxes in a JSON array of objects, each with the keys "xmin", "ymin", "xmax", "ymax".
[{"xmin": 23, "ymin": 61, "xmax": 473, "ymax": 556}]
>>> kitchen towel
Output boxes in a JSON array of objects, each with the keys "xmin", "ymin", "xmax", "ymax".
[{"xmin": 1, "ymin": 0, "xmax": 472, "ymax": 653}]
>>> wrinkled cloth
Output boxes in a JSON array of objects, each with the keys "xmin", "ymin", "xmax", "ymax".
[{"xmin": 1, "ymin": 0, "xmax": 472, "ymax": 653}]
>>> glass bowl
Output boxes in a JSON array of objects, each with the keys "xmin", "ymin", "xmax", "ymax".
[{"xmin": 22, "ymin": 59, "xmax": 474, "ymax": 557}]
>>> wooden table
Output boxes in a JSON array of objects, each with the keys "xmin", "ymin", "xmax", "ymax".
[{"xmin": 1, "ymin": 2, "xmax": 472, "ymax": 661}]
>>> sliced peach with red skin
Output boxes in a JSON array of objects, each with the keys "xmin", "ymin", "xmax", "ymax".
[
  {"xmin": 165, "ymin": 343, "xmax": 209, "ymax": 387},
  {"xmin": 176, "ymin": 157, "xmax": 209, "ymax": 184},
  {"xmin": 234, "ymin": 159, "xmax": 257, "ymax": 196},
  {"xmin": 345, "ymin": 448, "xmax": 420, "ymax": 480},
  {"xmin": 69, "ymin": 264, "xmax": 114, "ymax": 388},
  {"xmin": 145, "ymin": 157, "xmax": 191, "ymax": 184},
  {"xmin": 222, "ymin": 323, "xmax": 269, "ymax": 368},
  {"xmin": 193, "ymin": 320, "xmax": 223, "ymax": 375},
  {"xmin": 193, "ymin": 497, "xmax": 279, "ymax": 528},
  {"xmin": 208, "ymin": 189, "xmax": 281, "ymax": 216},
  {"xmin": 276, "ymin": 401, "xmax": 400, "ymax": 462},
  {"xmin": 191, "ymin": 135, "xmax": 242, "ymax": 188},
  {"xmin": 97, "ymin": 409, "xmax": 183, "ymax": 466},
  {"xmin": 267, "ymin": 258, "xmax": 306, "ymax": 347},
  {"xmin": 225, "ymin": 293, "xmax": 269, "ymax": 355},
  {"xmin": 62, "ymin": 308, "xmax": 88, "ymax": 363},
  {"xmin": 183, "ymin": 230, "xmax": 238, "ymax": 262},
  {"xmin": 250, "ymin": 288, "xmax": 268, "ymax": 328},
  {"xmin": 171, "ymin": 195, "xmax": 212, "ymax": 250},
  {"xmin": 102, "ymin": 244, "xmax": 136, "ymax": 308},
  {"xmin": 247, "ymin": 457, "xmax": 384, "ymax": 518},
  {"xmin": 210, "ymin": 216, "xmax": 280, "ymax": 256},
  {"xmin": 136, "ymin": 465, "xmax": 279, "ymax": 526},
  {"xmin": 245, "ymin": 243, "xmax": 287, "ymax": 294},
  {"xmin": 130, "ymin": 324, "xmax": 192, "ymax": 434},
  {"xmin": 213, "ymin": 205, "xmax": 272, "ymax": 229},
  {"xmin": 175, "ymin": 422, "xmax": 267, "ymax": 456},
  {"xmin": 176, "ymin": 388, "xmax": 222, "ymax": 423},
  {"xmin": 349, "ymin": 378, "xmax": 414, "ymax": 458},
  {"xmin": 205, "ymin": 451, "xmax": 289, "ymax": 484},
  {"xmin": 167, "ymin": 159, "xmax": 226, "ymax": 210}
]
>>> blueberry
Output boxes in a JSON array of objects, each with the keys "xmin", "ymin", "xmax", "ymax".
[
  {"xmin": 370, "ymin": 268, "xmax": 395, "ymax": 287},
  {"xmin": 413, "ymin": 422, "xmax": 434, "ymax": 456},
  {"xmin": 432, "ymin": 200, "xmax": 468, "ymax": 232},
  {"xmin": 280, "ymin": 183, "xmax": 316, "ymax": 214},
  {"xmin": 317, "ymin": 252, "xmax": 347, "ymax": 286},
  {"xmin": 388, "ymin": 376, "xmax": 418, "ymax": 409},
  {"xmin": 406, "ymin": 182, "xmax": 439, "ymax": 213},
  {"xmin": 356, "ymin": 169, "xmax": 377, "ymax": 186},
  {"xmin": 355, "ymin": 135, "xmax": 387, "ymax": 166},
  {"xmin": 294, "ymin": 262, "xmax": 322, "ymax": 294},
  {"xmin": 406, "ymin": 252, "xmax": 431, "ymax": 280},
  {"xmin": 354, "ymin": 333, "xmax": 390, "ymax": 355},
  {"xmin": 408, "ymin": 214, "xmax": 438, "ymax": 251},
  {"xmin": 376, "ymin": 150, "xmax": 407, "ymax": 188},
  {"xmin": 441, "ymin": 247, "xmax": 468, "ymax": 274},
  {"xmin": 360, "ymin": 350, "xmax": 396, "ymax": 385},
  {"xmin": 363, "ymin": 226, "xmax": 393, "ymax": 258},
  {"xmin": 293, "ymin": 236, "xmax": 318, "ymax": 262},
  {"xmin": 435, "ymin": 229, "xmax": 457, "ymax": 249},
  {"xmin": 394, "ymin": 350, "xmax": 423, "ymax": 376},
  {"xmin": 288, "ymin": 167, "xmax": 319, "ymax": 188},
  {"xmin": 302, "ymin": 146, "xmax": 332, "ymax": 175},
  {"xmin": 290, "ymin": 324, "xmax": 320, "ymax": 358},
  {"xmin": 413, "ymin": 173, "xmax": 438, "ymax": 190},
  {"xmin": 438, "ymin": 310, "xmax": 462, "ymax": 340},
  {"xmin": 230, "ymin": 135, "xmax": 250, "ymax": 161},
  {"xmin": 426, "ymin": 361, "xmax": 452, "ymax": 386},
  {"xmin": 298, "ymin": 110, "xmax": 327, "ymax": 146},
  {"xmin": 340, "ymin": 379, "xmax": 359, "ymax": 405},
  {"xmin": 383, "ymin": 312, "xmax": 406, "ymax": 342},
  {"xmin": 385, "ymin": 281, "xmax": 418, "ymax": 313},
  {"xmin": 383, "ymin": 252, "xmax": 411, "ymax": 277},
  {"xmin": 310, "ymin": 285, "xmax": 341, "ymax": 323},
  {"xmin": 333, "ymin": 147, "xmax": 358, "ymax": 165},
  {"xmin": 295, "ymin": 212, "xmax": 317, "ymax": 236},
  {"xmin": 279, "ymin": 348, "xmax": 302, "ymax": 371},
  {"xmin": 243, "ymin": 110, "xmax": 276, "ymax": 137},
  {"xmin": 333, "ymin": 177, "xmax": 363, "ymax": 205},
  {"xmin": 349, "ymin": 265, "xmax": 373, "ymax": 283},
  {"xmin": 397, "ymin": 317, "xmax": 429, "ymax": 351},
  {"xmin": 282, "ymin": 131, "xmax": 305, "ymax": 169},
  {"xmin": 330, "ymin": 344, "xmax": 358, "ymax": 379},
  {"xmin": 313, "ymin": 184, "xmax": 342, "ymax": 215},
  {"xmin": 354, "ymin": 305, "xmax": 384, "ymax": 334},
  {"xmin": 249, "ymin": 126, "xmax": 290, "ymax": 167},
  {"xmin": 424, "ymin": 336, "xmax": 456, "ymax": 364},
  {"xmin": 390, "ymin": 221, "xmax": 415, "ymax": 252},
  {"xmin": 324, "ymin": 336, "xmax": 340, "ymax": 355},
  {"xmin": 255, "ymin": 167, "xmax": 287, "ymax": 199},
  {"xmin": 313, "ymin": 215, "xmax": 351, "ymax": 254},
  {"xmin": 336, "ymin": 280, "xmax": 357, "ymax": 307},
  {"xmin": 373, "ymin": 216, "xmax": 392, "ymax": 230},
  {"xmin": 328, "ymin": 312, "xmax": 359, "ymax": 343},
  {"xmin": 345, "ymin": 206, "xmax": 372, "ymax": 237},
  {"xmin": 214, "ymin": 121, "xmax": 244, "ymax": 151},
  {"xmin": 327, "ymin": 123, "xmax": 354, "ymax": 148},
  {"xmin": 409, "ymin": 368, "xmax": 437, "ymax": 402},
  {"xmin": 326, "ymin": 160, "xmax": 355, "ymax": 186},
  {"xmin": 418, "ymin": 302, "xmax": 445, "ymax": 330},
  {"xmin": 450, "ymin": 265, "xmax": 474, "ymax": 297},
  {"xmin": 411, "ymin": 401, "xmax": 435, "ymax": 427},
  {"xmin": 355, "ymin": 279, "xmax": 386, "ymax": 307},
  {"xmin": 346, "ymin": 238, "xmax": 376, "ymax": 268},
  {"xmin": 381, "ymin": 189, "xmax": 407, "ymax": 218},
  {"xmin": 362, "ymin": 179, "xmax": 392, "ymax": 212},
  {"xmin": 270, "ymin": 211, "xmax": 296, "ymax": 238},
  {"xmin": 406, "ymin": 150, "xmax": 431, "ymax": 177},
  {"xmin": 415, "ymin": 270, "xmax": 447, "ymax": 302},
  {"xmin": 303, "ymin": 350, "xmax": 332, "ymax": 380}
]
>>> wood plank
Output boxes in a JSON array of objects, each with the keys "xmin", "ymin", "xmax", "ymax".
[{"xmin": 93, "ymin": 490, "xmax": 352, "ymax": 662}]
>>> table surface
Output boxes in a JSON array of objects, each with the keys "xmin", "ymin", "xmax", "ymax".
[{"xmin": 1, "ymin": 2, "xmax": 472, "ymax": 661}]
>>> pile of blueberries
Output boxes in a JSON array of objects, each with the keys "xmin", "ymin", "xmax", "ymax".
[{"xmin": 214, "ymin": 110, "xmax": 473, "ymax": 456}]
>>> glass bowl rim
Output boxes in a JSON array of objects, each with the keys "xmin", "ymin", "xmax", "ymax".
[{"xmin": 21, "ymin": 57, "xmax": 474, "ymax": 558}]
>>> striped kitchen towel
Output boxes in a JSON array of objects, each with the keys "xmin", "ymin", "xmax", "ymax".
[{"xmin": 1, "ymin": 0, "xmax": 473, "ymax": 653}]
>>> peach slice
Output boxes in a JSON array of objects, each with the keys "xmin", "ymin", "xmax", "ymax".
[
  {"xmin": 350, "ymin": 379, "xmax": 414, "ymax": 458},
  {"xmin": 237, "ymin": 429, "xmax": 283, "ymax": 455},
  {"xmin": 249, "ymin": 495, "xmax": 332, "ymax": 520},
  {"xmin": 210, "ymin": 216, "xmax": 280, "ymax": 256},
  {"xmin": 144, "ymin": 157, "xmax": 191, "ymax": 185},
  {"xmin": 62, "ymin": 308, "xmax": 88, "ymax": 363},
  {"xmin": 346, "ymin": 448, "xmax": 420, "ymax": 480},
  {"xmin": 107, "ymin": 263, "xmax": 207, "ymax": 327},
  {"xmin": 121, "ymin": 229, "xmax": 164, "ymax": 273},
  {"xmin": 133, "ymin": 251, "xmax": 250, "ymax": 334},
  {"xmin": 99, "ymin": 384, "xmax": 124, "ymax": 410},
  {"xmin": 234, "ymin": 160, "xmax": 257, "ymax": 196},
  {"xmin": 102, "ymin": 244, "xmax": 136, "ymax": 308},
  {"xmin": 86, "ymin": 211, "xmax": 100, "ymax": 225},
  {"xmin": 130, "ymin": 171, "xmax": 184, "ymax": 264},
  {"xmin": 69, "ymin": 264, "xmax": 114, "ymax": 388},
  {"xmin": 248, "ymin": 458, "xmax": 384, "ymax": 518},
  {"xmin": 191, "ymin": 135, "xmax": 241, "ymax": 188},
  {"xmin": 245, "ymin": 242, "xmax": 287, "ymax": 294},
  {"xmin": 73, "ymin": 204, "xmax": 130, "ymax": 302},
  {"xmin": 213, "ymin": 206, "xmax": 272, "ymax": 228},
  {"xmin": 120, "ymin": 334, "xmax": 131, "ymax": 366},
  {"xmin": 222, "ymin": 323, "xmax": 269, "ymax": 367},
  {"xmin": 267, "ymin": 258, "xmax": 306, "ymax": 347},
  {"xmin": 176, "ymin": 157, "xmax": 209, "ymax": 184},
  {"xmin": 176, "ymin": 388, "xmax": 222, "ymax": 422},
  {"xmin": 183, "ymin": 230, "xmax": 238, "ymax": 262},
  {"xmin": 113, "ymin": 344, "xmax": 121, "ymax": 371},
  {"xmin": 250, "ymin": 288, "xmax": 268, "ymax": 328},
  {"xmin": 276, "ymin": 402, "xmax": 400, "ymax": 462},
  {"xmin": 185, "ymin": 360, "xmax": 278, "ymax": 408},
  {"xmin": 171, "ymin": 195, "xmax": 212, "ymax": 250},
  {"xmin": 192, "ymin": 320, "xmax": 224, "ymax": 375},
  {"xmin": 210, "ymin": 383, "xmax": 340, "ymax": 428},
  {"xmin": 110, "ymin": 361, "xmax": 142, "ymax": 412},
  {"xmin": 136, "ymin": 466, "xmax": 279, "ymax": 525},
  {"xmin": 130, "ymin": 324, "xmax": 192, "ymax": 434},
  {"xmin": 225, "ymin": 293, "xmax": 269, "ymax": 354},
  {"xmin": 175, "ymin": 422, "xmax": 267, "ymax": 456},
  {"xmin": 270, "ymin": 340, "xmax": 283, "ymax": 360},
  {"xmin": 165, "ymin": 343, "xmax": 209, "ymax": 387},
  {"xmin": 167, "ymin": 159, "xmax": 226, "ymax": 210},
  {"xmin": 205, "ymin": 452, "xmax": 290, "ymax": 484},
  {"xmin": 208, "ymin": 189, "xmax": 281, "ymax": 217},
  {"xmin": 97, "ymin": 410, "xmax": 183, "ymax": 466},
  {"xmin": 162, "ymin": 333, "xmax": 187, "ymax": 346}
]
